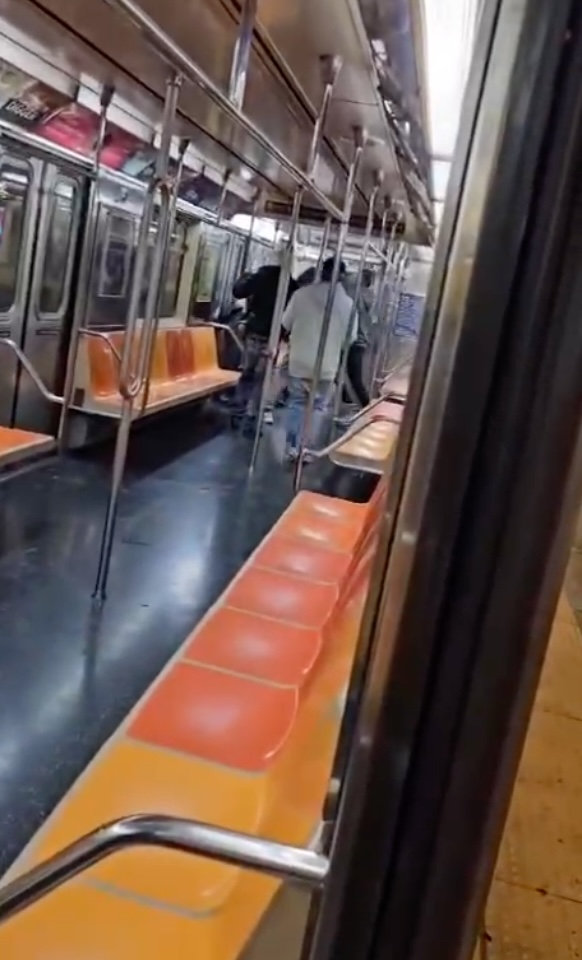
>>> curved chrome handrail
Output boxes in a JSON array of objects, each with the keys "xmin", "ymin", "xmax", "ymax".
[
  {"xmin": 305, "ymin": 413, "xmax": 397, "ymax": 461},
  {"xmin": 78, "ymin": 329, "xmax": 123, "ymax": 365},
  {"xmin": 190, "ymin": 320, "xmax": 245, "ymax": 355},
  {"xmin": 0, "ymin": 339, "xmax": 63, "ymax": 405},
  {"xmin": 0, "ymin": 814, "xmax": 328, "ymax": 926},
  {"xmin": 333, "ymin": 391, "xmax": 406, "ymax": 429}
]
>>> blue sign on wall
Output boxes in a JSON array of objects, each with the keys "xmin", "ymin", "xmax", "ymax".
[{"xmin": 393, "ymin": 292, "xmax": 425, "ymax": 340}]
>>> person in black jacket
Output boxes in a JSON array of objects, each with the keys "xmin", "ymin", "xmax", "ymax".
[{"xmin": 232, "ymin": 264, "xmax": 297, "ymax": 433}]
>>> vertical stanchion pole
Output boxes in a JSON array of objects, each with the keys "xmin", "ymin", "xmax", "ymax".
[
  {"xmin": 332, "ymin": 173, "xmax": 382, "ymax": 421},
  {"xmin": 294, "ymin": 128, "xmax": 366, "ymax": 491},
  {"xmin": 315, "ymin": 216, "xmax": 332, "ymax": 281},
  {"xmin": 140, "ymin": 133, "xmax": 189, "ymax": 413},
  {"xmin": 228, "ymin": 0, "xmax": 258, "ymax": 109},
  {"xmin": 368, "ymin": 212, "xmax": 400, "ymax": 392},
  {"xmin": 374, "ymin": 244, "xmax": 408, "ymax": 391},
  {"xmin": 248, "ymin": 55, "xmax": 342, "ymax": 474},
  {"xmin": 369, "ymin": 219, "xmax": 406, "ymax": 393},
  {"xmin": 241, "ymin": 188, "xmax": 261, "ymax": 274},
  {"xmin": 92, "ymin": 74, "xmax": 181, "ymax": 602},
  {"xmin": 57, "ymin": 84, "xmax": 114, "ymax": 449}
]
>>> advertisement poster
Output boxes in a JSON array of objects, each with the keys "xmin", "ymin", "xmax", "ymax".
[
  {"xmin": 38, "ymin": 102, "xmax": 99, "ymax": 154},
  {"xmin": 180, "ymin": 172, "xmax": 246, "ymax": 218},
  {"xmin": 0, "ymin": 61, "xmax": 69, "ymax": 128}
]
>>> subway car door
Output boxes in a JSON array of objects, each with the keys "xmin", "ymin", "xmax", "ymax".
[
  {"xmin": 0, "ymin": 150, "xmax": 42, "ymax": 427},
  {"xmin": 14, "ymin": 161, "xmax": 84, "ymax": 434}
]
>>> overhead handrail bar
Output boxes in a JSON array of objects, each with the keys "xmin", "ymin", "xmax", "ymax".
[
  {"xmin": 0, "ymin": 339, "xmax": 63, "ymax": 406},
  {"xmin": 0, "ymin": 813, "xmax": 328, "ymax": 926},
  {"xmin": 304, "ymin": 413, "xmax": 397, "ymax": 461},
  {"xmin": 102, "ymin": 0, "xmax": 344, "ymax": 221},
  {"xmin": 78, "ymin": 329, "xmax": 123, "ymax": 366}
]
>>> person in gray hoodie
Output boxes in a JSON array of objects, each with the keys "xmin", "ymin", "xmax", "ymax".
[{"xmin": 281, "ymin": 257, "xmax": 355, "ymax": 461}]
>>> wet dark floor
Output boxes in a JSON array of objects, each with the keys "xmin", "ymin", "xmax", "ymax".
[{"xmin": 0, "ymin": 407, "xmax": 367, "ymax": 875}]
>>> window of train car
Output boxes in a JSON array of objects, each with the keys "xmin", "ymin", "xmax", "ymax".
[
  {"xmin": 39, "ymin": 178, "xmax": 78, "ymax": 315},
  {"xmin": 0, "ymin": 161, "xmax": 30, "ymax": 314},
  {"xmin": 98, "ymin": 212, "xmax": 134, "ymax": 299},
  {"xmin": 189, "ymin": 232, "xmax": 223, "ymax": 319}
]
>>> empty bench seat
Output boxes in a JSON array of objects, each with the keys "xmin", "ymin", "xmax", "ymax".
[
  {"xmin": 74, "ymin": 326, "xmax": 239, "ymax": 417},
  {"xmin": 330, "ymin": 413, "xmax": 400, "ymax": 474},
  {"xmin": 0, "ymin": 483, "xmax": 387, "ymax": 959},
  {"xmin": 0, "ymin": 426, "xmax": 53, "ymax": 468}
]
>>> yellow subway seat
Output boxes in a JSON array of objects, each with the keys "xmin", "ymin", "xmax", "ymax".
[
  {"xmin": 0, "ymin": 870, "xmax": 281, "ymax": 960},
  {"xmin": 24, "ymin": 740, "xmax": 264, "ymax": 915}
]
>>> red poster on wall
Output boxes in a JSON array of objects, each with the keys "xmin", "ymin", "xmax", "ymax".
[
  {"xmin": 38, "ymin": 102, "xmax": 148, "ymax": 170},
  {"xmin": 38, "ymin": 102, "xmax": 98, "ymax": 153},
  {"xmin": 101, "ymin": 127, "xmax": 144, "ymax": 170}
]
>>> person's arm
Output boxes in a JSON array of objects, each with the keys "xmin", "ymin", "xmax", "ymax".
[{"xmin": 282, "ymin": 289, "xmax": 298, "ymax": 335}]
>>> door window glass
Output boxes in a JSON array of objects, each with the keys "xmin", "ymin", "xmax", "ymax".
[
  {"xmin": 99, "ymin": 211, "xmax": 134, "ymax": 298},
  {"xmin": 0, "ymin": 160, "xmax": 30, "ymax": 313},
  {"xmin": 39, "ymin": 177, "xmax": 78, "ymax": 314}
]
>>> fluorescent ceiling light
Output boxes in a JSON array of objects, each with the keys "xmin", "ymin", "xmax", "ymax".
[{"xmin": 422, "ymin": 0, "xmax": 480, "ymax": 220}]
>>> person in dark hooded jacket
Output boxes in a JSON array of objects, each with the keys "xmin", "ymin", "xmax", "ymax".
[{"xmin": 232, "ymin": 264, "xmax": 297, "ymax": 432}]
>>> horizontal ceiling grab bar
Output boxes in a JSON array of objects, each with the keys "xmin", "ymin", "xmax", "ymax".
[
  {"xmin": 0, "ymin": 339, "xmax": 64, "ymax": 405},
  {"xmin": 102, "ymin": 0, "xmax": 345, "ymax": 221},
  {"xmin": 0, "ymin": 814, "xmax": 329, "ymax": 926}
]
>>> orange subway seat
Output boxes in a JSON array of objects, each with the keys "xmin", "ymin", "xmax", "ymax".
[
  {"xmin": 226, "ymin": 566, "xmax": 339, "ymax": 632},
  {"xmin": 183, "ymin": 606, "xmax": 323, "ymax": 687},
  {"xmin": 25, "ymin": 740, "xmax": 263, "ymax": 914},
  {"xmin": 128, "ymin": 661, "xmax": 298, "ymax": 772},
  {"xmin": 166, "ymin": 327, "xmax": 195, "ymax": 380},
  {"xmin": 0, "ymin": 427, "xmax": 52, "ymax": 456},
  {"xmin": 290, "ymin": 490, "xmax": 368, "ymax": 527},
  {"xmin": 276, "ymin": 507, "xmax": 365, "ymax": 554},
  {"xmin": 253, "ymin": 533, "xmax": 354, "ymax": 587},
  {"xmin": 191, "ymin": 326, "xmax": 220, "ymax": 373},
  {"xmin": 147, "ymin": 330, "xmax": 171, "ymax": 385},
  {"xmin": 0, "ymin": 870, "xmax": 281, "ymax": 960},
  {"xmin": 87, "ymin": 336, "xmax": 119, "ymax": 399}
]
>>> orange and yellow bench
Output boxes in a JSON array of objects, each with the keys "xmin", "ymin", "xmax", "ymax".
[
  {"xmin": 0, "ymin": 427, "xmax": 54, "ymax": 469},
  {"xmin": 0, "ymin": 481, "xmax": 387, "ymax": 958},
  {"xmin": 73, "ymin": 325, "xmax": 239, "ymax": 417},
  {"xmin": 330, "ymin": 399, "xmax": 403, "ymax": 474}
]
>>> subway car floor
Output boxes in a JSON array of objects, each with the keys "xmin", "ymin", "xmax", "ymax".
[{"xmin": 0, "ymin": 405, "xmax": 368, "ymax": 876}]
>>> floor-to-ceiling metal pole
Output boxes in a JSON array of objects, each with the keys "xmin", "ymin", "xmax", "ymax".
[
  {"xmin": 293, "ymin": 129, "xmax": 366, "ymax": 490},
  {"xmin": 57, "ymin": 84, "xmax": 113, "ymax": 450},
  {"xmin": 248, "ymin": 56, "xmax": 341, "ymax": 473},
  {"xmin": 92, "ymin": 74, "xmax": 181, "ymax": 602},
  {"xmin": 368, "ymin": 214, "xmax": 401, "ymax": 392},
  {"xmin": 228, "ymin": 0, "xmax": 258, "ymax": 109},
  {"xmin": 370, "ymin": 239, "xmax": 407, "ymax": 394},
  {"xmin": 315, "ymin": 216, "xmax": 333, "ymax": 281},
  {"xmin": 332, "ymin": 174, "xmax": 382, "ymax": 421},
  {"xmin": 240, "ymin": 188, "xmax": 262, "ymax": 275},
  {"xmin": 140, "ymin": 133, "xmax": 188, "ymax": 413}
]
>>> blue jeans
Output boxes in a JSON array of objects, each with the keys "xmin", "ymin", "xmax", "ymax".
[
  {"xmin": 234, "ymin": 334, "xmax": 269, "ymax": 419},
  {"xmin": 285, "ymin": 376, "xmax": 331, "ymax": 451}
]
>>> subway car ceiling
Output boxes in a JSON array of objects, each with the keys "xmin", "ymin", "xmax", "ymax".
[{"xmin": 0, "ymin": 0, "xmax": 431, "ymax": 240}]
